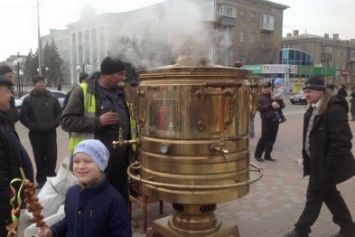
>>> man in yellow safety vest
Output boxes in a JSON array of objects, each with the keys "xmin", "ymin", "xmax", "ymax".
[{"xmin": 60, "ymin": 56, "xmax": 136, "ymax": 204}]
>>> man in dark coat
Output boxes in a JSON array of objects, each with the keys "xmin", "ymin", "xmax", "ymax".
[
  {"xmin": 0, "ymin": 65, "xmax": 34, "ymax": 182},
  {"xmin": 283, "ymin": 76, "xmax": 355, "ymax": 237},
  {"xmin": 20, "ymin": 75, "xmax": 62, "ymax": 188},
  {"xmin": 254, "ymin": 82, "xmax": 282, "ymax": 162},
  {"xmin": 0, "ymin": 76, "xmax": 23, "ymax": 236},
  {"xmin": 336, "ymin": 84, "xmax": 348, "ymax": 98},
  {"xmin": 350, "ymin": 86, "xmax": 355, "ymax": 121}
]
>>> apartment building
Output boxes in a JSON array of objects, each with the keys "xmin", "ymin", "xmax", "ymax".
[
  {"xmin": 216, "ymin": 0, "xmax": 287, "ymax": 65},
  {"xmin": 282, "ymin": 30, "xmax": 355, "ymax": 85},
  {"xmin": 40, "ymin": 0, "xmax": 288, "ymax": 84}
]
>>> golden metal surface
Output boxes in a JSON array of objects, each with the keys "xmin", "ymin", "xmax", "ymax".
[
  {"xmin": 125, "ymin": 63, "xmax": 262, "ymax": 236},
  {"xmin": 136, "ymin": 66, "xmax": 254, "ymax": 202},
  {"xmin": 148, "ymin": 216, "xmax": 240, "ymax": 237}
]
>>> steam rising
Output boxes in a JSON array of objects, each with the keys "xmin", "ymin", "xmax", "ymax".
[{"xmin": 108, "ymin": 0, "xmax": 233, "ymax": 68}]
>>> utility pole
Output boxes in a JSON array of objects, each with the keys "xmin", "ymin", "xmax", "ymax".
[{"xmin": 37, "ymin": 0, "xmax": 43, "ymax": 75}]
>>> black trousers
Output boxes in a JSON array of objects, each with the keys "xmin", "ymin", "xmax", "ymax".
[
  {"xmin": 0, "ymin": 224, "xmax": 7, "ymax": 237},
  {"xmin": 29, "ymin": 130, "xmax": 57, "ymax": 185},
  {"xmin": 19, "ymin": 143, "xmax": 34, "ymax": 182},
  {"xmin": 105, "ymin": 149, "xmax": 130, "ymax": 205},
  {"xmin": 254, "ymin": 118, "xmax": 279, "ymax": 158},
  {"xmin": 295, "ymin": 183, "xmax": 355, "ymax": 236}
]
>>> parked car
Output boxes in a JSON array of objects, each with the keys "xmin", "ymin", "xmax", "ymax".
[
  {"xmin": 14, "ymin": 90, "xmax": 67, "ymax": 111},
  {"xmin": 290, "ymin": 90, "xmax": 307, "ymax": 105}
]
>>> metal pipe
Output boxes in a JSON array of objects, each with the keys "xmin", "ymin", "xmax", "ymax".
[
  {"xmin": 127, "ymin": 162, "xmax": 263, "ymax": 191},
  {"xmin": 37, "ymin": 0, "xmax": 43, "ymax": 75}
]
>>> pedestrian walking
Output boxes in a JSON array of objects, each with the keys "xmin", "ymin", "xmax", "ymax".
[
  {"xmin": 336, "ymin": 83, "xmax": 348, "ymax": 98},
  {"xmin": 254, "ymin": 82, "xmax": 282, "ymax": 162},
  {"xmin": 20, "ymin": 75, "xmax": 62, "ymax": 188},
  {"xmin": 283, "ymin": 76, "xmax": 355, "ymax": 237},
  {"xmin": 0, "ymin": 76, "xmax": 24, "ymax": 237},
  {"xmin": 60, "ymin": 56, "xmax": 136, "ymax": 204},
  {"xmin": 0, "ymin": 64, "xmax": 34, "ymax": 182},
  {"xmin": 350, "ymin": 86, "xmax": 355, "ymax": 121}
]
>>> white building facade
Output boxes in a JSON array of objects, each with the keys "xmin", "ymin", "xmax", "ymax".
[{"xmin": 41, "ymin": 0, "xmax": 288, "ymax": 85}]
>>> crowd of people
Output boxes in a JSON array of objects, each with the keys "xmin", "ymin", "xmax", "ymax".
[
  {"xmin": 1, "ymin": 57, "xmax": 355, "ymax": 237},
  {"xmin": 0, "ymin": 57, "xmax": 134, "ymax": 237},
  {"xmin": 252, "ymin": 77, "xmax": 355, "ymax": 237}
]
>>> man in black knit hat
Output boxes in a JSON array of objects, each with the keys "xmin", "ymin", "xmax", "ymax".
[
  {"xmin": 283, "ymin": 76, "xmax": 355, "ymax": 237},
  {"xmin": 60, "ymin": 56, "xmax": 136, "ymax": 204}
]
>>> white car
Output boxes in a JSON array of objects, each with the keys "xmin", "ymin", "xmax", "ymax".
[{"xmin": 15, "ymin": 90, "xmax": 67, "ymax": 111}]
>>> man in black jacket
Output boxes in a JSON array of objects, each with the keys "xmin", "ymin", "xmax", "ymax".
[
  {"xmin": 254, "ymin": 82, "xmax": 282, "ymax": 162},
  {"xmin": 0, "ymin": 65, "xmax": 34, "ymax": 182},
  {"xmin": 283, "ymin": 76, "xmax": 355, "ymax": 237},
  {"xmin": 20, "ymin": 75, "xmax": 62, "ymax": 188},
  {"xmin": 0, "ymin": 76, "xmax": 23, "ymax": 236}
]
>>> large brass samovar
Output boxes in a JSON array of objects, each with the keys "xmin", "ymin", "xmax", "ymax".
[{"xmin": 125, "ymin": 57, "xmax": 263, "ymax": 236}]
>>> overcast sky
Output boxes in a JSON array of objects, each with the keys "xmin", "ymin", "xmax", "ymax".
[{"xmin": 0, "ymin": 0, "xmax": 354, "ymax": 62}]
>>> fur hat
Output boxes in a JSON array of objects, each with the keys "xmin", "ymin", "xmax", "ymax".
[
  {"xmin": 32, "ymin": 75, "xmax": 45, "ymax": 85},
  {"xmin": 303, "ymin": 76, "xmax": 326, "ymax": 91},
  {"xmin": 73, "ymin": 139, "xmax": 109, "ymax": 172},
  {"xmin": 0, "ymin": 65, "xmax": 13, "ymax": 76},
  {"xmin": 0, "ymin": 75, "xmax": 14, "ymax": 87},
  {"xmin": 79, "ymin": 72, "xmax": 89, "ymax": 83},
  {"xmin": 100, "ymin": 57, "xmax": 125, "ymax": 75}
]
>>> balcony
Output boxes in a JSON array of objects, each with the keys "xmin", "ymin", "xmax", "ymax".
[
  {"xmin": 260, "ymin": 23, "xmax": 274, "ymax": 32},
  {"xmin": 218, "ymin": 15, "xmax": 236, "ymax": 26}
]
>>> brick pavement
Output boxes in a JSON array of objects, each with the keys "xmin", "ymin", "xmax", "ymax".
[
  {"xmin": 128, "ymin": 111, "xmax": 355, "ymax": 237},
  {"xmin": 17, "ymin": 108, "xmax": 355, "ymax": 237}
]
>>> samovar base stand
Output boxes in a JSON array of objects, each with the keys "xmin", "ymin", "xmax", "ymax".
[{"xmin": 146, "ymin": 216, "xmax": 240, "ymax": 237}]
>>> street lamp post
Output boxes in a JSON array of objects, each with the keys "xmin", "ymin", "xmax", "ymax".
[
  {"xmin": 76, "ymin": 65, "xmax": 81, "ymax": 82},
  {"xmin": 37, "ymin": 0, "xmax": 43, "ymax": 75},
  {"xmin": 322, "ymin": 43, "xmax": 329, "ymax": 83},
  {"xmin": 81, "ymin": 60, "xmax": 91, "ymax": 73},
  {"xmin": 14, "ymin": 52, "xmax": 22, "ymax": 98},
  {"xmin": 45, "ymin": 67, "xmax": 49, "ymax": 85},
  {"xmin": 85, "ymin": 64, "xmax": 92, "ymax": 73}
]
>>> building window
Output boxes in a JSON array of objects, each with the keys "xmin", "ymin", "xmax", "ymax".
[
  {"xmin": 218, "ymin": 5, "xmax": 237, "ymax": 18},
  {"xmin": 251, "ymin": 33, "xmax": 255, "ymax": 44},
  {"xmin": 239, "ymin": 31, "xmax": 244, "ymax": 43},
  {"xmin": 251, "ymin": 12, "xmax": 256, "ymax": 23},
  {"xmin": 279, "ymin": 48, "xmax": 313, "ymax": 66},
  {"xmin": 260, "ymin": 14, "xmax": 274, "ymax": 31},
  {"xmin": 239, "ymin": 10, "xmax": 245, "ymax": 21}
]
